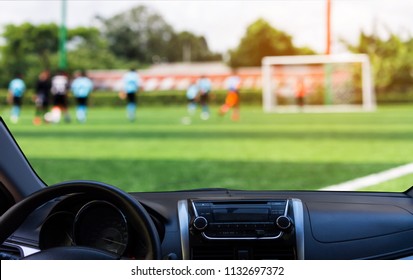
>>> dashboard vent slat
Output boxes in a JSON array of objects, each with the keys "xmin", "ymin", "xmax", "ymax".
[
  {"xmin": 191, "ymin": 245, "xmax": 295, "ymax": 260},
  {"xmin": 192, "ymin": 246, "xmax": 234, "ymax": 260},
  {"xmin": 0, "ymin": 244, "xmax": 22, "ymax": 260}
]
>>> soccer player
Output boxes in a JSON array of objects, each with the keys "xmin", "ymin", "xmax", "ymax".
[
  {"xmin": 33, "ymin": 70, "xmax": 51, "ymax": 125},
  {"xmin": 186, "ymin": 78, "xmax": 199, "ymax": 115},
  {"xmin": 295, "ymin": 76, "xmax": 306, "ymax": 109},
  {"xmin": 219, "ymin": 70, "xmax": 241, "ymax": 121},
  {"xmin": 197, "ymin": 75, "xmax": 212, "ymax": 120},
  {"xmin": 8, "ymin": 73, "xmax": 26, "ymax": 124},
  {"xmin": 181, "ymin": 79, "xmax": 199, "ymax": 125},
  {"xmin": 47, "ymin": 70, "xmax": 70, "ymax": 123},
  {"xmin": 121, "ymin": 69, "xmax": 141, "ymax": 122},
  {"xmin": 71, "ymin": 70, "xmax": 94, "ymax": 123}
]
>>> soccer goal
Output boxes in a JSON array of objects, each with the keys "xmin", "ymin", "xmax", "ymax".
[{"xmin": 262, "ymin": 54, "xmax": 375, "ymax": 113}]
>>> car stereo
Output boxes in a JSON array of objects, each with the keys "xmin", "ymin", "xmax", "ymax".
[{"xmin": 191, "ymin": 200, "xmax": 292, "ymax": 239}]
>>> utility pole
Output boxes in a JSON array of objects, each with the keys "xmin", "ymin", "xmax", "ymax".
[
  {"xmin": 58, "ymin": 0, "xmax": 67, "ymax": 69},
  {"xmin": 326, "ymin": 0, "xmax": 331, "ymax": 55},
  {"xmin": 324, "ymin": 0, "xmax": 333, "ymax": 105}
]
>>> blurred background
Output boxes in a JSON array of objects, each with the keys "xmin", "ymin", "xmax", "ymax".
[{"xmin": 1, "ymin": 1, "xmax": 413, "ymax": 192}]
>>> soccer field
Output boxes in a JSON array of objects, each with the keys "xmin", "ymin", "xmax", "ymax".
[{"xmin": 3, "ymin": 105, "xmax": 413, "ymax": 193}]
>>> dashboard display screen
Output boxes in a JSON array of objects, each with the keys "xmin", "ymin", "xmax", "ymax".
[{"xmin": 212, "ymin": 207, "xmax": 269, "ymax": 222}]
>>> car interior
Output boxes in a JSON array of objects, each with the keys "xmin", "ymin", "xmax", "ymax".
[{"xmin": 1, "ymin": 117, "xmax": 413, "ymax": 260}]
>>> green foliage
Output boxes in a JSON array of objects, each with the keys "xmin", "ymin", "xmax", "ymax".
[
  {"xmin": 166, "ymin": 31, "xmax": 222, "ymax": 62},
  {"xmin": 66, "ymin": 27, "xmax": 131, "ymax": 70},
  {"xmin": 1, "ymin": 23, "xmax": 59, "ymax": 81},
  {"xmin": 228, "ymin": 18, "xmax": 315, "ymax": 68},
  {"xmin": 98, "ymin": 5, "xmax": 174, "ymax": 64},
  {"xmin": 344, "ymin": 30, "xmax": 413, "ymax": 93},
  {"xmin": 2, "ymin": 87, "xmax": 413, "ymax": 108},
  {"xmin": 0, "ymin": 89, "xmax": 263, "ymax": 107},
  {"xmin": 0, "ymin": 23, "xmax": 129, "ymax": 87},
  {"xmin": 98, "ymin": 5, "xmax": 221, "ymax": 64}
]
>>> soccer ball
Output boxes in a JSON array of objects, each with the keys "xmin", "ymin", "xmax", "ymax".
[
  {"xmin": 44, "ymin": 107, "xmax": 62, "ymax": 123},
  {"xmin": 181, "ymin": 116, "xmax": 191, "ymax": 125},
  {"xmin": 200, "ymin": 112, "xmax": 210, "ymax": 120}
]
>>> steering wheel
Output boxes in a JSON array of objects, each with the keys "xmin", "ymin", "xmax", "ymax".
[{"xmin": 0, "ymin": 181, "xmax": 162, "ymax": 260}]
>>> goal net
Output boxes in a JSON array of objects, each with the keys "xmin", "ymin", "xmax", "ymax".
[{"xmin": 262, "ymin": 54, "xmax": 376, "ymax": 113}]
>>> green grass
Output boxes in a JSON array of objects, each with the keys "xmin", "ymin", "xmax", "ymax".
[{"xmin": 2, "ymin": 105, "xmax": 413, "ymax": 193}]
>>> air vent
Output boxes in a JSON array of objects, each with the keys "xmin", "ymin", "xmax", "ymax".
[
  {"xmin": 191, "ymin": 246, "xmax": 234, "ymax": 260},
  {"xmin": 191, "ymin": 245, "xmax": 296, "ymax": 260},
  {"xmin": 253, "ymin": 247, "xmax": 295, "ymax": 260},
  {"xmin": 0, "ymin": 244, "xmax": 22, "ymax": 260}
]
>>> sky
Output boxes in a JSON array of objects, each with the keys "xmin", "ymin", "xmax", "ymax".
[{"xmin": 1, "ymin": 0, "xmax": 413, "ymax": 54}]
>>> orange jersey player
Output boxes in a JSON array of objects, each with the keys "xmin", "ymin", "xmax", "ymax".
[{"xmin": 219, "ymin": 73, "xmax": 241, "ymax": 121}]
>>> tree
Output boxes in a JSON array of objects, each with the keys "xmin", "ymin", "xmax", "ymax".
[
  {"xmin": 98, "ymin": 5, "xmax": 221, "ymax": 64},
  {"xmin": 66, "ymin": 27, "xmax": 129, "ymax": 70},
  {"xmin": 98, "ymin": 5, "xmax": 174, "ymax": 64},
  {"xmin": 228, "ymin": 18, "xmax": 315, "ymax": 68},
  {"xmin": 0, "ymin": 23, "xmax": 60, "ymax": 87},
  {"xmin": 1, "ymin": 23, "xmax": 56, "ymax": 74},
  {"xmin": 0, "ymin": 23, "xmax": 125, "ymax": 87},
  {"xmin": 344, "ymin": 30, "xmax": 413, "ymax": 93},
  {"xmin": 166, "ymin": 31, "xmax": 222, "ymax": 62}
]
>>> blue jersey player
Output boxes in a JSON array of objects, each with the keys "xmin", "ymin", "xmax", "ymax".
[
  {"xmin": 121, "ymin": 69, "xmax": 141, "ymax": 122},
  {"xmin": 71, "ymin": 70, "xmax": 93, "ymax": 123},
  {"xmin": 8, "ymin": 74, "xmax": 26, "ymax": 124}
]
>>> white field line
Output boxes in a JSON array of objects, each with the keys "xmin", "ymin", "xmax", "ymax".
[{"xmin": 321, "ymin": 162, "xmax": 413, "ymax": 191}]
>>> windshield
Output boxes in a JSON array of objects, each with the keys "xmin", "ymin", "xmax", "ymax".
[{"xmin": 1, "ymin": 0, "xmax": 412, "ymax": 193}]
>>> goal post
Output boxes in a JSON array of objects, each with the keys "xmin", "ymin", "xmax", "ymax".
[{"xmin": 262, "ymin": 54, "xmax": 376, "ymax": 113}]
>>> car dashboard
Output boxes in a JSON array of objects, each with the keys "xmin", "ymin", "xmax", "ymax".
[{"xmin": 3, "ymin": 187, "xmax": 413, "ymax": 260}]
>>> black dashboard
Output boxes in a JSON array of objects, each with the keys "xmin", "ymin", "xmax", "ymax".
[
  {"xmin": 139, "ymin": 189, "xmax": 413, "ymax": 260},
  {"xmin": 4, "ymin": 187, "xmax": 413, "ymax": 260}
]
